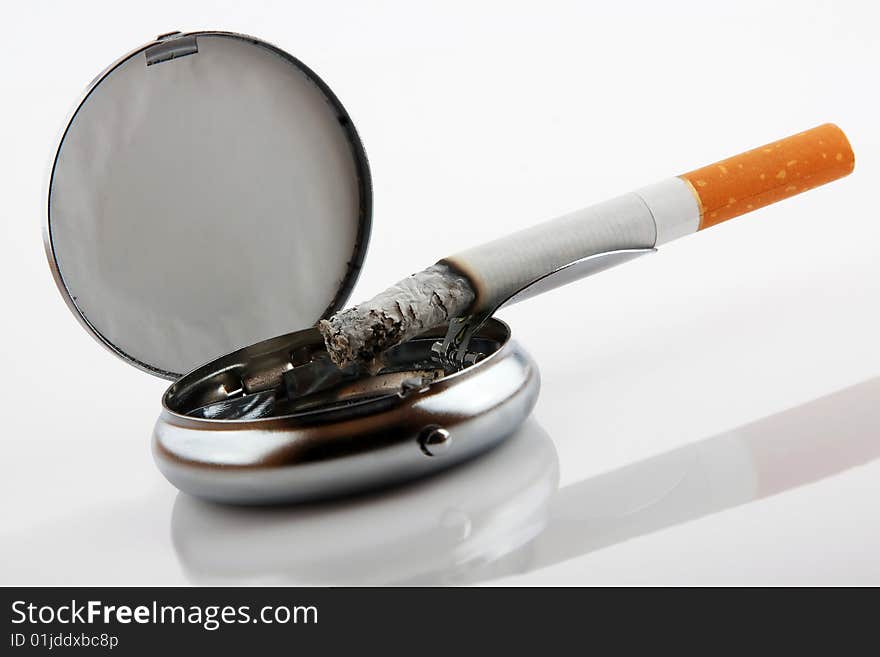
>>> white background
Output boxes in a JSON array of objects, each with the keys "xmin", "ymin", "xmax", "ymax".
[{"xmin": 2, "ymin": 0, "xmax": 879, "ymax": 585}]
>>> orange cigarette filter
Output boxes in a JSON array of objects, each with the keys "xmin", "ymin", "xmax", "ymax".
[{"xmin": 680, "ymin": 123, "xmax": 855, "ymax": 230}]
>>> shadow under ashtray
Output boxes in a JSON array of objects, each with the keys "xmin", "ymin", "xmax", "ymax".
[{"xmin": 172, "ymin": 376, "xmax": 880, "ymax": 584}]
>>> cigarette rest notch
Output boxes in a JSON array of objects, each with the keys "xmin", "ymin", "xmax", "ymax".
[{"xmin": 433, "ymin": 247, "xmax": 654, "ymax": 367}]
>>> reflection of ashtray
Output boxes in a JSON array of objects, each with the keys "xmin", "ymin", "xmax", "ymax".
[{"xmin": 171, "ymin": 421, "xmax": 559, "ymax": 585}]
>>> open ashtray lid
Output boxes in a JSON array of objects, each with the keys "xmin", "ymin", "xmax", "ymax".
[{"xmin": 45, "ymin": 31, "xmax": 372, "ymax": 379}]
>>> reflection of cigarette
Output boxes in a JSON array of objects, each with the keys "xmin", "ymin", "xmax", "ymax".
[
  {"xmin": 525, "ymin": 376, "xmax": 880, "ymax": 573},
  {"xmin": 320, "ymin": 124, "xmax": 854, "ymax": 369}
]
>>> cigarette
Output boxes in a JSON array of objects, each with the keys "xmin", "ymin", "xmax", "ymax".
[{"xmin": 319, "ymin": 124, "xmax": 854, "ymax": 369}]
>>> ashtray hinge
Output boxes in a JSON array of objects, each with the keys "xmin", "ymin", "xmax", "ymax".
[{"xmin": 145, "ymin": 33, "xmax": 199, "ymax": 66}]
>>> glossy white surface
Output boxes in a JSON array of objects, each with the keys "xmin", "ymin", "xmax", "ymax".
[{"xmin": 2, "ymin": 0, "xmax": 879, "ymax": 585}]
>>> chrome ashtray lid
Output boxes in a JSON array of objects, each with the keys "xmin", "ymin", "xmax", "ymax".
[
  {"xmin": 153, "ymin": 318, "xmax": 540, "ymax": 504},
  {"xmin": 45, "ymin": 31, "xmax": 371, "ymax": 378}
]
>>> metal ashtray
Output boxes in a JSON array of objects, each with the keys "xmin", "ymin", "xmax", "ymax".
[
  {"xmin": 156, "ymin": 320, "xmax": 537, "ymax": 503},
  {"xmin": 45, "ymin": 31, "xmax": 539, "ymax": 503}
]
